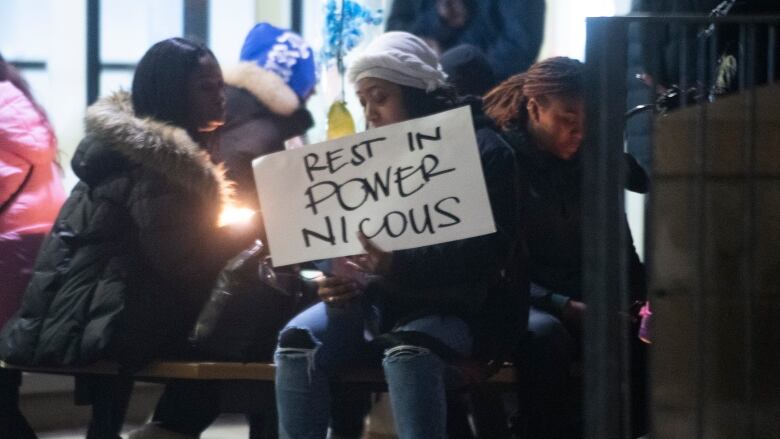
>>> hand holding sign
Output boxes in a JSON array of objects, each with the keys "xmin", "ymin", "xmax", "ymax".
[
  {"xmin": 316, "ymin": 274, "xmax": 361, "ymax": 306},
  {"xmin": 345, "ymin": 232, "xmax": 392, "ymax": 275}
]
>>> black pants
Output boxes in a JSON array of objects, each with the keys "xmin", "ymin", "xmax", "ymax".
[
  {"xmin": 516, "ymin": 307, "xmax": 649, "ymax": 439},
  {"xmin": 0, "ymin": 369, "xmax": 37, "ymax": 439},
  {"xmin": 521, "ymin": 308, "xmax": 579, "ymax": 439}
]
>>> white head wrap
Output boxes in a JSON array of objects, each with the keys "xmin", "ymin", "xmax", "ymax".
[{"xmin": 348, "ymin": 32, "xmax": 448, "ymax": 92}]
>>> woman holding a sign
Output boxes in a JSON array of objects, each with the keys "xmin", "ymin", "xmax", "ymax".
[{"xmin": 274, "ymin": 31, "xmax": 524, "ymax": 439}]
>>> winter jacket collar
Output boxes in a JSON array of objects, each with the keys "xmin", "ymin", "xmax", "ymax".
[
  {"xmin": 222, "ymin": 62, "xmax": 300, "ymax": 117},
  {"xmin": 501, "ymin": 128, "xmax": 580, "ymax": 172},
  {"xmin": 222, "ymin": 84, "xmax": 314, "ymax": 143},
  {"xmin": 78, "ymin": 91, "xmax": 234, "ymax": 207}
]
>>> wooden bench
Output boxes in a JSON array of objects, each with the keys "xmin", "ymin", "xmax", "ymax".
[
  {"xmin": 1, "ymin": 359, "xmax": 517, "ymax": 383},
  {"xmin": 1, "ymin": 359, "xmax": 520, "ymax": 438}
]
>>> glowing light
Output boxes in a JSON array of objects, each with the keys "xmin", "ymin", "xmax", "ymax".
[{"xmin": 218, "ymin": 205, "xmax": 256, "ymax": 227}]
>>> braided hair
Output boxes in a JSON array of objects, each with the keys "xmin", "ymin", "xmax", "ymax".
[{"xmin": 483, "ymin": 57, "xmax": 584, "ymax": 130}]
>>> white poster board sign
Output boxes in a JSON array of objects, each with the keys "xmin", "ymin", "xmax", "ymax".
[{"xmin": 252, "ymin": 105, "xmax": 496, "ymax": 266}]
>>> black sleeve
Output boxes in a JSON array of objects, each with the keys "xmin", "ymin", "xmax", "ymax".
[{"xmin": 129, "ymin": 186, "xmax": 255, "ymax": 289}]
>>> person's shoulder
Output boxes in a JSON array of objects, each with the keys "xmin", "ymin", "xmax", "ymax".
[
  {"xmin": 475, "ymin": 127, "xmax": 517, "ymax": 171},
  {"xmin": 222, "ymin": 63, "xmax": 299, "ymax": 117},
  {"xmin": 0, "ymin": 81, "xmax": 42, "ymax": 126},
  {"xmin": 476, "ymin": 126, "xmax": 511, "ymax": 153},
  {"xmin": 0, "ymin": 80, "xmax": 23, "ymax": 104},
  {"xmin": 225, "ymin": 84, "xmax": 268, "ymax": 115},
  {"xmin": 0, "ymin": 81, "xmax": 55, "ymax": 160}
]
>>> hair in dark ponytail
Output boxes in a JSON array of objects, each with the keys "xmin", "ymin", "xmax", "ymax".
[{"xmin": 484, "ymin": 56, "xmax": 585, "ymax": 130}]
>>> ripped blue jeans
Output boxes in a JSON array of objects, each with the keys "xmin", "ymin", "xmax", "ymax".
[{"xmin": 274, "ymin": 300, "xmax": 472, "ymax": 439}]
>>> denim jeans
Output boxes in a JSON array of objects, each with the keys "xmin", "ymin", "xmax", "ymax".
[{"xmin": 275, "ymin": 300, "xmax": 472, "ymax": 439}]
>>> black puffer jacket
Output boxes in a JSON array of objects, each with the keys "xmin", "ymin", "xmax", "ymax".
[
  {"xmin": 213, "ymin": 63, "xmax": 314, "ymax": 211},
  {"xmin": 0, "ymin": 92, "xmax": 251, "ymax": 368}
]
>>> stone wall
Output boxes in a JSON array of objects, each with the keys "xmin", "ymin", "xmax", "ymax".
[{"xmin": 651, "ymin": 85, "xmax": 780, "ymax": 438}]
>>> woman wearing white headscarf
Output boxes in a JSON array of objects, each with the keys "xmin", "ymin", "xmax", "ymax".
[{"xmin": 274, "ymin": 32, "xmax": 525, "ymax": 439}]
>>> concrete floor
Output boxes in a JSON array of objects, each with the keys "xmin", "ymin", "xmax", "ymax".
[{"xmin": 36, "ymin": 415, "xmax": 250, "ymax": 439}]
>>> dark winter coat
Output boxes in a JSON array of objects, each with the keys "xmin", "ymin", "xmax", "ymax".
[
  {"xmin": 0, "ymin": 92, "xmax": 251, "ymax": 368},
  {"xmin": 386, "ymin": 0, "xmax": 545, "ymax": 81},
  {"xmin": 213, "ymin": 62, "xmax": 314, "ymax": 211},
  {"xmin": 370, "ymin": 101, "xmax": 528, "ymax": 360},
  {"xmin": 501, "ymin": 128, "xmax": 646, "ymax": 315}
]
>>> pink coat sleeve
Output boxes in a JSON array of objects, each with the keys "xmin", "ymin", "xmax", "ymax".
[
  {"xmin": 0, "ymin": 151, "xmax": 31, "ymax": 206},
  {"xmin": 0, "ymin": 81, "xmax": 63, "ymax": 235}
]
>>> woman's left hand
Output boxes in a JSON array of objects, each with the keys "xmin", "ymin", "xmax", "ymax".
[{"xmin": 346, "ymin": 232, "xmax": 393, "ymax": 275}]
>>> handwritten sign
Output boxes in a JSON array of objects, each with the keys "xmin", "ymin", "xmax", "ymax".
[{"xmin": 252, "ymin": 105, "xmax": 496, "ymax": 266}]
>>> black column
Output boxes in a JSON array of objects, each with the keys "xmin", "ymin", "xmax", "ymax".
[
  {"xmin": 292, "ymin": 0, "xmax": 303, "ymax": 34},
  {"xmin": 583, "ymin": 16, "xmax": 631, "ymax": 439},
  {"xmin": 87, "ymin": 0, "xmax": 100, "ymax": 105},
  {"xmin": 184, "ymin": 0, "xmax": 209, "ymax": 44}
]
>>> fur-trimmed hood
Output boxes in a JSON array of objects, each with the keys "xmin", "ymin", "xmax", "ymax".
[
  {"xmin": 222, "ymin": 62, "xmax": 300, "ymax": 116},
  {"xmin": 76, "ymin": 91, "xmax": 234, "ymax": 207}
]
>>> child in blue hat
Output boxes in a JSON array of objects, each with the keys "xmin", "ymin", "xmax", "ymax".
[{"xmin": 240, "ymin": 22, "xmax": 317, "ymax": 102}]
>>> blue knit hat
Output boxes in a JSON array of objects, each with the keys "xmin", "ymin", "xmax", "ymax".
[{"xmin": 239, "ymin": 23, "xmax": 317, "ymax": 100}]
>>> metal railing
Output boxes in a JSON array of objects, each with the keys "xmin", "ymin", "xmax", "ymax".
[{"xmin": 583, "ymin": 14, "xmax": 780, "ymax": 439}]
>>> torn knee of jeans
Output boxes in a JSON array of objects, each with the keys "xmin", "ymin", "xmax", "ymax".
[
  {"xmin": 278, "ymin": 327, "xmax": 319, "ymax": 350},
  {"xmin": 383, "ymin": 344, "xmax": 430, "ymax": 361},
  {"xmin": 276, "ymin": 327, "xmax": 322, "ymax": 382}
]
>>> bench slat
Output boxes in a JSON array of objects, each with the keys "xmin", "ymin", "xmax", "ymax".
[{"xmin": 1, "ymin": 360, "xmax": 516, "ymax": 384}]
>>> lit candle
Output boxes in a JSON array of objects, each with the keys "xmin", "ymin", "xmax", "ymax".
[{"xmin": 218, "ymin": 204, "xmax": 256, "ymax": 227}]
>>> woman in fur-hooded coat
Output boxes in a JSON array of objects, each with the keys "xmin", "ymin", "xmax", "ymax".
[{"xmin": 0, "ymin": 86, "xmax": 253, "ymax": 369}]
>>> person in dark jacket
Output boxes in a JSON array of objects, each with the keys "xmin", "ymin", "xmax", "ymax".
[
  {"xmin": 386, "ymin": 0, "xmax": 545, "ymax": 81},
  {"xmin": 484, "ymin": 57, "xmax": 648, "ymax": 439},
  {"xmin": 274, "ymin": 32, "xmax": 525, "ymax": 439},
  {"xmin": 128, "ymin": 24, "xmax": 321, "ymax": 439},
  {"xmin": 0, "ymin": 38, "xmax": 259, "ymax": 438}
]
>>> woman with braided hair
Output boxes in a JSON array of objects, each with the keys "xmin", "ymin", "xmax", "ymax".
[{"xmin": 484, "ymin": 56, "xmax": 649, "ymax": 438}]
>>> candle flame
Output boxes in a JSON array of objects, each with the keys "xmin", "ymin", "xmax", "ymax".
[{"xmin": 218, "ymin": 205, "xmax": 256, "ymax": 227}]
